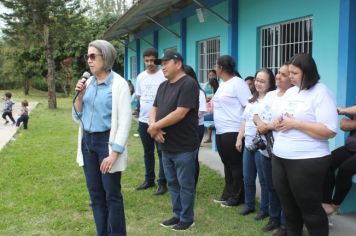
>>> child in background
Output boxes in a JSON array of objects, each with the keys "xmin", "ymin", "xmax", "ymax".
[
  {"xmin": 2, "ymin": 92, "xmax": 16, "ymax": 125},
  {"xmin": 16, "ymin": 100, "xmax": 29, "ymax": 129}
]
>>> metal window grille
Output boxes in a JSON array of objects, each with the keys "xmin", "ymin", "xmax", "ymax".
[
  {"xmin": 198, "ymin": 37, "xmax": 220, "ymax": 83},
  {"xmin": 260, "ymin": 17, "xmax": 313, "ymax": 75},
  {"xmin": 130, "ymin": 56, "xmax": 137, "ymax": 80}
]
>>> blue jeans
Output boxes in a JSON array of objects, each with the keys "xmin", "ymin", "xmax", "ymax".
[
  {"xmin": 242, "ymin": 148, "xmax": 269, "ymax": 213},
  {"xmin": 138, "ymin": 122, "xmax": 166, "ymax": 185},
  {"xmin": 162, "ymin": 150, "xmax": 197, "ymax": 223},
  {"xmin": 82, "ymin": 130, "xmax": 126, "ymax": 236},
  {"xmin": 260, "ymin": 154, "xmax": 286, "ymax": 225}
]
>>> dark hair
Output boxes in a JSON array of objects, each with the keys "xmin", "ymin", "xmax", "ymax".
[
  {"xmin": 249, "ymin": 68, "xmax": 276, "ymax": 103},
  {"xmin": 208, "ymin": 69, "xmax": 217, "ymax": 75},
  {"xmin": 143, "ymin": 47, "xmax": 158, "ymax": 58},
  {"xmin": 5, "ymin": 92, "xmax": 12, "ymax": 98},
  {"xmin": 209, "ymin": 78, "xmax": 219, "ymax": 93},
  {"xmin": 244, "ymin": 76, "xmax": 254, "ymax": 82},
  {"xmin": 217, "ymin": 55, "xmax": 236, "ymax": 75},
  {"xmin": 289, "ymin": 53, "xmax": 320, "ymax": 90},
  {"xmin": 183, "ymin": 65, "xmax": 204, "ymax": 93},
  {"xmin": 22, "ymin": 100, "xmax": 29, "ymax": 107}
]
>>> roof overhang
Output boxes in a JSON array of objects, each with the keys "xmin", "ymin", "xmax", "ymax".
[{"xmin": 103, "ymin": 0, "xmax": 191, "ymax": 41}]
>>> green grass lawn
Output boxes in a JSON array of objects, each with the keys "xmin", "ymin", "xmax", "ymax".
[{"xmin": 0, "ymin": 89, "xmax": 268, "ymax": 235}]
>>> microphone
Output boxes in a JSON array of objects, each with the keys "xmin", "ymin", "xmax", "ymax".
[{"xmin": 73, "ymin": 71, "xmax": 91, "ymax": 101}]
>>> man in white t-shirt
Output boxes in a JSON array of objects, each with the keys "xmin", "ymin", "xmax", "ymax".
[{"xmin": 135, "ymin": 48, "xmax": 167, "ymax": 195}]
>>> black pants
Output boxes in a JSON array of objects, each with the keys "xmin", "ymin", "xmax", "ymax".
[
  {"xmin": 216, "ymin": 132, "xmax": 244, "ymax": 203},
  {"xmin": 195, "ymin": 124, "xmax": 205, "ymax": 188},
  {"xmin": 16, "ymin": 115, "xmax": 29, "ymax": 129},
  {"xmin": 2, "ymin": 111, "xmax": 15, "ymax": 123},
  {"xmin": 272, "ymin": 155, "xmax": 330, "ymax": 236},
  {"xmin": 323, "ymin": 146, "xmax": 356, "ymax": 205}
]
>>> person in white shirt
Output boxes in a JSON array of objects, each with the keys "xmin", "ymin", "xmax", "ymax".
[
  {"xmin": 236, "ymin": 68, "xmax": 276, "ymax": 221},
  {"xmin": 271, "ymin": 53, "xmax": 338, "ymax": 236},
  {"xmin": 183, "ymin": 65, "xmax": 207, "ymax": 188},
  {"xmin": 135, "ymin": 48, "xmax": 167, "ymax": 195},
  {"xmin": 253, "ymin": 63, "xmax": 293, "ymax": 236},
  {"xmin": 212, "ymin": 55, "xmax": 251, "ymax": 207}
]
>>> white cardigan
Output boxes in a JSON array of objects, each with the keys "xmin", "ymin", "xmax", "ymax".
[{"xmin": 75, "ymin": 72, "xmax": 132, "ymax": 172}]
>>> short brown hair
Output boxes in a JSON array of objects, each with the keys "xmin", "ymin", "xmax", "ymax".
[{"xmin": 22, "ymin": 100, "xmax": 29, "ymax": 107}]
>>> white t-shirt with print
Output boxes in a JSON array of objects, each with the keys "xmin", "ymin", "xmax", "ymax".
[
  {"xmin": 198, "ymin": 90, "xmax": 207, "ymax": 125},
  {"xmin": 242, "ymin": 99, "xmax": 262, "ymax": 146},
  {"xmin": 256, "ymin": 89, "xmax": 291, "ymax": 156},
  {"xmin": 272, "ymin": 83, "xmax": 338, "ymax": 159},
  {"xmin": 136, "ymin": 70, "xmax": 166, "ymax": 123},
  {"xmin": 213, "ymin": 76, "xmax": 251, "ymax": 134}
]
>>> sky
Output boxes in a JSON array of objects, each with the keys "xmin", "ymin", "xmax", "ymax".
[{"xmin": 0, "ymin": 4, "xmax": 9, "ymax": 36}]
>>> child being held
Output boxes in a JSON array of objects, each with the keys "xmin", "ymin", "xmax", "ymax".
[
  {"xmin": 16, "ymin": 100, "xmax": 29, "ymax": 129},
  {"xmin": 2, "ymin": 92, "xmax": 16, "ymax": 125}
]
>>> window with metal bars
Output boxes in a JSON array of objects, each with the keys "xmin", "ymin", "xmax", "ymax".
[
  {"xmin": 260, "ymin": 17, "xmax": 313, "ymax": 75},
  {"xmin": 130, "ymin": 56, "xmax": 137, "ymax": 80},
  {"xmin": 197, "ymin": 37, "xmax": 220, "ymax": 83}
]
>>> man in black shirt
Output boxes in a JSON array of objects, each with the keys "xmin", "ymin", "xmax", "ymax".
[{"xmin": 147, "ymin": 50, "xmax": 199, "ymax": 231}]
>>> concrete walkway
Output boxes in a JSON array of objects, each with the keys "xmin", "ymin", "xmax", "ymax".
[
  {"xmin": 198, "ymin": 137, "xmax": 356, "ymax": 236},
  {"xmin": 0, "ymin": 101, "xmax": 38, "ymax": 151}
]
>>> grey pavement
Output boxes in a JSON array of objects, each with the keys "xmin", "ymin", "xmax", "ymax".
[
  {"xmin": 0, "ymin": 101, "xmax": 38, "ymax": 151},
  {"xmin": 198, "ymin": 135, "xmax": 356, "ymax": 236}
]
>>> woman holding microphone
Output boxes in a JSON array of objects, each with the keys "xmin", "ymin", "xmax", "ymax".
[{"xmin": 73, "ymin": 39, "xmax": 132, "ymax": 236}]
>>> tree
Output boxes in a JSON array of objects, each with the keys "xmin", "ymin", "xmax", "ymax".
[{"xmin": 1, "ymin": 0, "xmax": 86, "ymax": 108}]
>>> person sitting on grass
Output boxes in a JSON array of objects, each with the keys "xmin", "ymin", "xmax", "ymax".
[{"xmin": 16, "ymin": 100, "xmax": 29, "ymax": 129}]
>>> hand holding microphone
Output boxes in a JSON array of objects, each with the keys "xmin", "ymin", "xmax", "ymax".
[{"xmin": 74, "ymin": 71, "xmax": 91, "ymax": 101}]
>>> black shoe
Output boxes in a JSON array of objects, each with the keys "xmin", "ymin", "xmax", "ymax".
[
  {"xmin": 4, "ymin": 120, "xmax": 9, "ymax": 124},
  {"xmin": 213, "ymin": 197, "xmax": 227, "ymax": 204},
  {"xmin": 254, "ymin": 211, "xmax": 269, "ymax": 221},
  {"xmin": 160, "ymin": 216, "xmax": 179, "ymax": 228},
  {"xmin": 172, "ymin": 221, "xmax": 195, "ymax": 231},
  {"xmin": 154, "ymin": 185, "xmax": 168, "ymax": 195},
  {"xmin": 239, "ymin": 208, "xmax": 255, "ymax": 216},
  {"xmin": 272, "ymin": 226, "xmax": 287, "ymax": 236},
  {"xmin": 262, "ymin": 220, "xmax": 280, "ymax": 232},
  {"xmin": 220, "ymin": 199, "xmax": 240, "ymax": 208},
  {"xmin": 136, "ymin": 181, "xmax": 155, "ymax": 190}
]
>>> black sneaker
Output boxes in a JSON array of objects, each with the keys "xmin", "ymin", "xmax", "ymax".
[
  {"xmin": 172, "ymin": 221, "xmax": 195, "ymax": 231},
  {"xmin": 135, "ymin": 181, "xmax": 155, "ymax": 190},
  {"xmin": 272, "ymin": 226, "xmax": 287, "ymax": 236},
  {"xmin": 262, "ymin": 220, "xmax": 280, "ymax": 232},
  {"xmin": 239, "ymin": 207, "xmax": 255, "ymax": 216},
  {"xmin": 220, "ymin": 199, "xmax": 240, "ymax": 208},
  {"xmin": 213, "ymin": 197, "xmax": 227, "ymax": 204},
  {"xmin": 154, "ymin": 185, "xmax": 168, "ymax": 195},
  {"xmin": 254, "ymin": 211, "xmax": 269, "ymax": 221},
  {"xmin": 160, "ymin": 217, "xmax": 179, "ymax": 228},
  {"xmin": 4, "ymin": 120, "xmax": 9, "ymax": 124}
]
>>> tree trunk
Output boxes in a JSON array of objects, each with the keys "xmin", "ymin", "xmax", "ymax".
[
  {"xmin": 23, "ymin": 76, "xmax": 30, "ymax": 95},
  {"xmin": 44, "ymin": 25, "xmax": 57, "ymax": 109}
]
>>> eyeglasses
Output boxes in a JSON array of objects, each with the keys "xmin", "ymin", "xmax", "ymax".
[{"xmin": 84, "ymin": 53, "xmax": 103, "ymax": 61}]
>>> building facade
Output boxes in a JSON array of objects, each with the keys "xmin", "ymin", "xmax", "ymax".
[{"xmin": 104, "ymin": 0, "xmax": 356, "ymax": 147}]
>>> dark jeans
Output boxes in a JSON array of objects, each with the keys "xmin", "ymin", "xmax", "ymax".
[
  {"xmin": 195, "ymin": 124, "xmax": 205, "ymax": 188},
  {"xmin": 260, "ymin": 155, "xmax": 285, "ymax": 225},
  {"xmin": 242, "ymin": 149, "xmax": 268, "ymax": 213},
  {"xmin": 272, "ymin": 155, "xmax": 330, "ymax": 236},
  {"xmin": 162, "ymin": 149, "xmax": 197, "ymax": 223},
  {"xmin": 2, "ymin": 111, "xmax": 15, "ymax": 123},
  {"xmin": 16, "ymin": 114, "xmax": 29, "ymax": 129},
  {"xmin": 323, "ymin": 146, "xmax": 356, "ymax": 205},
  {"xmin": 82, "ymin": 130, "xmax": 126, "ymax": 236},
  {"xmin": 216, "ymin": 132, "xmax": 244, "ymax": 203},
  {"xmin": 138, "ymin": 122, "xmax": 166, "ymax": 186}
]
